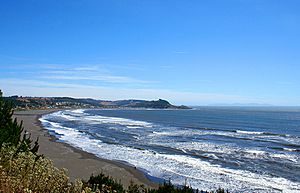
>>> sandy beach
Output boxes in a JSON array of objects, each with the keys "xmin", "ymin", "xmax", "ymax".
[{"xmin": 13, "ymin": 109, "xmax": 158, "ymax": 189}]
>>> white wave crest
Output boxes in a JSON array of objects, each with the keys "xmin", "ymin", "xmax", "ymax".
[
  {"xmin": 46, "ymin": 110, "xmax": 153, "ymax": 128},
  {"xmin": 236, "ymin": 130, "xmax": 264, "ymax": 135},
  {"xmin": 84, "ymin": 115, "xmax": 153, "ymax": 127},
  {"xmin": 70, "ymin": 109, "xmax": 86, "ymax": 114},
  {"xmin": 283, "ymin": 148, "xmax": 298, "ymax": 152}
]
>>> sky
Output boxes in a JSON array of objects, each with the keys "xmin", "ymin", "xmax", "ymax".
[{"xmin": 0, "ymin": 0, "xmax": 300, "ymax": 105}]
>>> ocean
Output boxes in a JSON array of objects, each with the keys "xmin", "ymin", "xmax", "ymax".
[{"xmin": 39, "ymin": 107, "xmax": 300, "ymax": 192}]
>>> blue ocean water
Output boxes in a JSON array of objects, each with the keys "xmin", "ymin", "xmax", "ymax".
[{"xmin": 40, "ymin": 107, "xmax": 300, "ymax": 192}]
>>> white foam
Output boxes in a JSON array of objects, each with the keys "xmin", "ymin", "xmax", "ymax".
[
  {"xmin": 39, "ymin": 117, "xmax": 300, "ymax": 192},
  {"xmin": 157, "ymin": 154, "xmax": 300, "ymax": 192},
  {"xmin": 203, "ymin": 153, "xmax": 219, "ymax": 159},
  {"xmin": 236, "ymin": 130, "xmax": 264, "ymax": 135},
  {"xmin": 47, "ymin": 110, "xmax": 153, "ymax": 128},
  {"xmin": 159, "ymin": 141, "xmax": 299, "ymax": 164},
  {"xmin": 126, "ymin": 126, "xmax": 142, "ymax": 129},
  {"xmin": 244, "ymin": 149, "xmax": 298, "ymax": 163},
  {"xmin": 158, "ymin": 141, "xmax": 242, "ymax": 157},
  {"xmin": 47, "ymin": 111, "xmax": 74, "ymax": 121},
  {"xmin": 40, "ymin": 112, "xmax": 300, "ymax": 192},
  {"xmin": 279, "ymin": 137, "xmax": 300, "ymax": 146},
  {"xmin": 245, "ymin": 150, "xmax": 266, "ymax": 155},
  {"xmin": 283, "ymin": 148, "xmax": 298, "ymax": 152},
  {"xmin": 84, "ymin": 115, "xmax": 153, "ymax": 127},
  {"xmin": 152, "ymin": 131, "xmax": 173, "ymax": 136},
  {"xmin": 150, "ymin": 129, "xmax": 229, "ymax": 138},
  {"xmin": 82, "ymin": 139, "xmax": 300, "ymax": 192},
  {"xmin": 70, "ymin": 109, "xmax": 86, "ymax": 114},
  {"xmin": 59, "ymin": 113, "xmax": 78, "ymax": 121},
  {"xmin": 40, "ymin": 119, "xmax": 86, "ymax": 136},
  {"xmin": 271, "ymin": 153, "xmax": 298, "ymax": 163},
  {"xmin": 39, "ymin": 117, "xmax": 49, "ymax": 123},
  {"xmin": 150, "ymin": 128, "xmax": 267, "ymax": 139}
]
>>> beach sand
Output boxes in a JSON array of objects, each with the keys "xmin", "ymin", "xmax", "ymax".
[{"xmin": 13, "ymin": 109, "xmax": 158, "ymax": 189}]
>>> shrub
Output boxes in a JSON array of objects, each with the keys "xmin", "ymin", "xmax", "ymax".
[
  {"xmin": 86, "ymin": 173, "xmax": 124, "ymax": 193},
  {"xmin": 0, "ymin": 145, "xmax": 72, "ymax": 193}
]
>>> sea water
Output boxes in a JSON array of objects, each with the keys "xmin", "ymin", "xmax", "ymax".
[{"xmin": 40, "ymin": 107, "xmax": 300, "ymax": 192}]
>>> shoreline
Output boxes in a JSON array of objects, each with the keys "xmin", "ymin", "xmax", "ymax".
[{"xmin": 13, "ymin": 109, "xmax": 158, "ymax": 189}]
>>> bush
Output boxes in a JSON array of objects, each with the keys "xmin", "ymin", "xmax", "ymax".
[
  {"xmin": 0, "ymin": 145, "xmax": 72, "ymax": 192},
  {"xmin": 85, "ymin": 173, "xmax": 229, "ymax": 193},
  {"xmin": 86, "ymin": 173, "xmax": 124, "ymax": 193}
]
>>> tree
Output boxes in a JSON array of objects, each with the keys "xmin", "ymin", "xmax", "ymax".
[{"xmin": 0, "ymin": 89, "xmax": 39, "ymax": 153}]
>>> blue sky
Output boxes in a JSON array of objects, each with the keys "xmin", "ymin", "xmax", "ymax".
[{"xmin": 0, "ymin": 0, "xmax": 300, "ymax": 105}]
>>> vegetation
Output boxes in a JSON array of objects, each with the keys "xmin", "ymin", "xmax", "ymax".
[
  {"xmin": 83, "ymin": 174, "xmax": 229, "ymax": 193},
  {"xmin": 0, "ymin": 90, "xmax": 39, "ymax": 154},
  {"xmin": 0, "ymin": 90, "xmax": 74, "ymax": 192},
  {"xmin": 4, "ymin": 95, "xmax": 190, "ymax": 110},
  {"xmin": 0, "ymin": 89, "xmax": 227, "ymax": 192},
  {"xmin": 0, "ymin": 145, "xmax": 72, "ymax": 192}
]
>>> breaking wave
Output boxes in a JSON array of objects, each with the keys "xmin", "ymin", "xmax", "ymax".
[{"xmin": 39, "ymin": 109, "xmax": 300, "ymax": 192}]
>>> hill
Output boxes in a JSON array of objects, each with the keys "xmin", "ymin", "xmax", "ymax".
[{"xmin": 4, "ymin": 96, "xmax": 190, "ymax": 110}]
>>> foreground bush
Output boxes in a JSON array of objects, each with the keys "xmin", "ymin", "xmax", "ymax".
[
  {"xmin": 85, "ymin": 174, "xmax": 229, "ymax": 193},
  {"xmin": 86, "ymin": 173, "xmax": 124, "ymax": 192},
  {"xmin": 0, "ymin": 145, "xmax": 76, "ymax": 192}
]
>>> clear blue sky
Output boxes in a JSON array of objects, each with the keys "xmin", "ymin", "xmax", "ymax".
[{"xmin": 0, "ymin": 0, "xmax": 299, "ymax": 105}]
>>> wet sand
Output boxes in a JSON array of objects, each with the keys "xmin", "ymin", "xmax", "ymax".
[{"xmin": 13, "ymin": 109, "xmax": 158, "ymax": 189}]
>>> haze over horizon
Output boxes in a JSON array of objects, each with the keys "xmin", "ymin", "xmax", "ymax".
[{"xmin": 1, "ymin": 0, "xmax": 300, "ymax": 106}]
